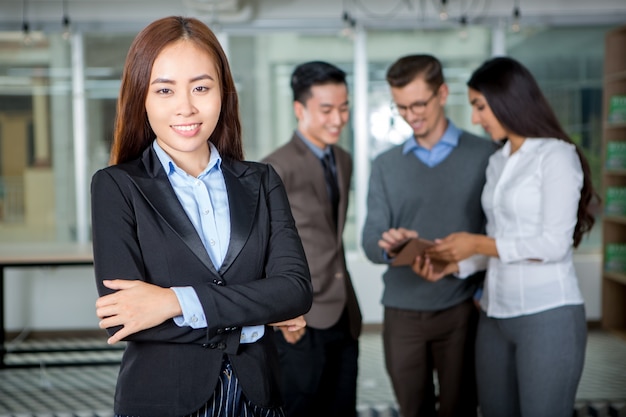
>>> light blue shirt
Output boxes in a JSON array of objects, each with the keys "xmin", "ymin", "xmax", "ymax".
[
  {"xmin": 295, "ymin": 130, "xmax": 336, "ymax": 170},
  {"xmin": 153, "ymin": 140, "xmax": 264, "ymax": 344},
  {"xmin": 402, "ymin": 119, "xmax": 460, "ymax": 167}
]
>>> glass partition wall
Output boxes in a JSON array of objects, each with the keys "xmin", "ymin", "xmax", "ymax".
[
  {"xmin": 0, "ymin": 23, "xmax": 612, "ymax": 254},
  {"xmin": 0, "ymin": 33, "xmax": 73, "ymax": 242}
]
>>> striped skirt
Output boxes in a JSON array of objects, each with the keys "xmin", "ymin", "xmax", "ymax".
[{"xmin": 117, "ymin": 358, "xmax": 285, "ymax": 417}]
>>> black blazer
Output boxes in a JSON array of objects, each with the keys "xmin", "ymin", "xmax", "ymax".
[{"xmin": 91, "ymin": 146, "xmax": 313, "ymax": 417}]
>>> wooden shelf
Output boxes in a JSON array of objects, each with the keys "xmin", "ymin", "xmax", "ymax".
[
  {"xmin": 604, "ymin": 270, "xmax": 626, "ymax": 285},
  {"xmin": 605, "ymin": 169, "xmax": 626, "ymax": 176},
  {"xmin": 604, "ymin": 214, "xmax": 626, "ymax": 224},
  {"xmin": 605, "ymin": 70, "xmax": 626, "ymax": 82},
  {"xmin": 602, "ymin": 24, "xmax": 626, "ymax": 331}
]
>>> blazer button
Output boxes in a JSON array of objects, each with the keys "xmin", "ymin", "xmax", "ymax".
[
  {"xmin": 216, "ymin": 328, "xmax": 224, "ymax": 334},
  {"xmin": 217, "ymin": 342, "xmax": 226, "ymax": 350},
  {"xmin": 334, "ymin": 272, "xmax": 344, "ymax": 279},
  {"xmin": 209, "ymin": 343, "xmax": 217, "ymax": 349}
]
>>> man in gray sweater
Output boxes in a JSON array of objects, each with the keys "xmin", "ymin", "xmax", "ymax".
[{"xmin": 361, "ymin": 54, "xmax": 496, "ymax": 417}]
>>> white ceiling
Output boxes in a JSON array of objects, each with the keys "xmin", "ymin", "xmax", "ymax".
[{"xmin": 0, "ymin": 0, "xmax": 625, "ymax": 34}]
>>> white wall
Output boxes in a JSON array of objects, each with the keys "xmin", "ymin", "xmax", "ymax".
[
  {"xmin": 5, "ymin": 266, "xmax": 99, "ymax": 332},
  {"xmin": 3, "ymin": 252, "xmax": 602, "ymax": 332}
]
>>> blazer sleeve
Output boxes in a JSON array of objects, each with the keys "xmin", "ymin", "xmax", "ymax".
[{"xmin": 91, "ymin": 168, "xmax": 210, "ymax": 344}]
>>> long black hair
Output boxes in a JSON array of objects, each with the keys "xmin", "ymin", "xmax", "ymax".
[{"xmin": 467, "ymin": 56, "xmax": 598, "ymax": 247}]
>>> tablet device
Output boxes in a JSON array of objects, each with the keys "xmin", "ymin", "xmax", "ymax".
[{"xmin": 391, "ymin": 238, "xmax": 447, "ymax": 273}]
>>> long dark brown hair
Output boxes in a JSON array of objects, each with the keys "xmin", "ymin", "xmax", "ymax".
[
  {"xmin": 110, "ymin": 16, "xmax": 243, "ymax": 165},
  {"xmin": 468, "ymin": 56, "xmax": 598, "ymax": 247}
]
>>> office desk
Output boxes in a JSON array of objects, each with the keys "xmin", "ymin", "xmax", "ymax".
[{"xmin": 0, "ymin": 242, "xmax": 94, "ymax": 368}]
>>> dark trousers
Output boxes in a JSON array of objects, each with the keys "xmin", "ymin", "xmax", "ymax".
[
  {"xmin": 274, "ymin": 309, "xmax": 359, "ymax": 417},
  {"xmin": 383, "ymin": 299, "xmax": 478, "ymax": 417}
]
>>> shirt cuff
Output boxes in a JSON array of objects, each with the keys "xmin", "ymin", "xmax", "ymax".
[
  {"xmin": 494, "ymin": 237, "xmax": 518, "ymax": 264},
  {"xmin": 240, "ymin": 325, "xmax": 265, "ymax": 344},
  {"xmin": 383, "ymin": 249, "xmax": 393, "ymax": 263},
  {"xmin": 455, "ymin": 255, "xmax": 488, "ymax": 278},
  {"xmin": 171, "ymin": 286, "xmax": 207, "ymax": 329}
]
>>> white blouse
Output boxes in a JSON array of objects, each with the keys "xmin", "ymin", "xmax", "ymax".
[{"xmin": 478, "ymin": 138, "xmax": 585, "ymax": 318}]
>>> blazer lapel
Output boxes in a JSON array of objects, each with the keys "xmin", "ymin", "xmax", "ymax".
[
  {"xmin": 291, "ymin": 136, "xmax": 334, "ymax": 226},
  {"xmin": 333, "ymin": 146, "xmax": 349, "ymax": 239},
  {"xmin": 133, "ymin": 147, "xmax": 218, "ymax": 275},
  {"xmin": 219, "ymin": 159, "xmax": 259, "ymax": 275}
]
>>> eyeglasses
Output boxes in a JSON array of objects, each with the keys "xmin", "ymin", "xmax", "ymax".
[{"xmin": 392, "ymin": 89, "xmax": 439, "ymax": 116}]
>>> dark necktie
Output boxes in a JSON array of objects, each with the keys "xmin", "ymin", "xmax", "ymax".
[{"xmin": 321, "ymin": 152, "xmax": 339, "ymax": 228}]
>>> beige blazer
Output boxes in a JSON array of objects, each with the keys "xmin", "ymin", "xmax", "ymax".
[{"xmin": 262, "ymin": 134, "xmax": 362, "ymax": 339}]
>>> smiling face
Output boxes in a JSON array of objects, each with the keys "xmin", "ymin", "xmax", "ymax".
[
  {"xmin": 145, "ymin": 39, "xmax": 222, "ymax": 168},
  {"xmin": 390, "ymin": 76, "xmax": 448, "ymax": 147},
  {"xmin": 468, "ymin": 87, "xmax": 508, "ymax": 141},
  {"xmin": 294, "ymin": 83, "xmax": 349, "ymax": 150}
]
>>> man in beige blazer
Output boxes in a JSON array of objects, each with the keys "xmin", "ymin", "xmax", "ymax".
[{"xmin": 262, "ymin": 61, "xmax": 362, "ymax": 417}]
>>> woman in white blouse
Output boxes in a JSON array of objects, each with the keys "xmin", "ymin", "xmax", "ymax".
[{"xmin": 423, "ymin": 57, "xmax": 598, "ymax": 417}]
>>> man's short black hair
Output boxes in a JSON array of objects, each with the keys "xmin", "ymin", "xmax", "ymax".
[{"xmin": 291, "ymin": 61, "xmax": 347, "ymax": 104}]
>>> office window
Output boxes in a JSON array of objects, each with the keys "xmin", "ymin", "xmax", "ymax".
[
  {"xmin": 228, "ymin": 28, "xmax": 491, "ymax": 251},
  {"xmin": 508, "ymin": 26, "xmax": 609, "ymax": 251},
  {"xmin": 365, "ymin": 27, "xmax": 492, "ymax": 160},
  {"xmin": 0, "ymin": 34, "xmax": 74, "ymax": 243},
  {"xmin": 0, "ymin": 24, "xmax": 611, "ymax": 253},
  {"xmin": 228, "ymin": 32, "xmax": 357, "ymax": 247}
]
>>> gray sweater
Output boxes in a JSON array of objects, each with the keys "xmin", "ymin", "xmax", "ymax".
[{"xmin": 361, "ymin": 132, "xmax": 497, "ymax": 311}]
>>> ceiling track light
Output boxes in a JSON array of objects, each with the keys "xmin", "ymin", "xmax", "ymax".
[
  {"xmin": 459, "ymin": 15, "xmax": 469, "ymax": 39},
  {"xmin": 511, "ymin": 5, "xmax": 521, "ymax": 32},
  {"xmin": 61, "ymin": 0, "xmax": 71, "ymax": 40},
  {"xmin": 340, "ymin": 11, "xmax": 356, "ymax": 39},
  {"xmin": 439, "ymin": 0, "xmax": 448, "ymax": 21},
  {"xmin": 22, "ymin": 0, "xmax": 32, "ymax": 45}
]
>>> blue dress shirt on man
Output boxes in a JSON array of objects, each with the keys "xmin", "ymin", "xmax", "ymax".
[{"xmin": 402, "ymin": 119, "xmax": 460, "ymax": 167}]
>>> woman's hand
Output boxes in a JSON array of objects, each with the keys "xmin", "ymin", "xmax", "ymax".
[
  {"xmin": 427, "ymin": 232, "xmax": 478, "ymax": 262},
  {"xmin": 412, "ymin": 256, "xmax": 459, "ymax": 282},
  {"xmin": 95, "ymin": 280, "xmax": 182, "ymax": 344},
  {"xmin": 378, "ymin": 228, "xmax": 418, "ymax": 258},
  {"xmin": 271, "ymin": 315, "xmax": 307, "ymax": 344}
]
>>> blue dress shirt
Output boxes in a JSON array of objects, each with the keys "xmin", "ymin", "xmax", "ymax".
[
  {"xmin": 153, "ymin": 140, "xmax": 264, "ymax": 344},
  {"xmin": 295, "ymin": 130, "xmax": 336, "ymax": 170},
  {"xmin": 402, "ymin": 119, "xmax": 460, "ymax": 167}
]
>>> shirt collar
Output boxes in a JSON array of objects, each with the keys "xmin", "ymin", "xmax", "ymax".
[
  {"xmin": 295, "ymin": 130, "xmax": 331, "ymax": 160},
  {"xmin": 152, "ymin": 139, "xmax": 222, "ymax": 178},
  {"xmin": 402, "ymin": 119, "xmax": 460, "ymax": 155},
  {"xmin": 500, "ymin": 137, "xmax": 543, "ymax": 157}
]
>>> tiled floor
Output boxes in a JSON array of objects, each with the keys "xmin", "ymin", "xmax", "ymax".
[
  {"xmin": 356, "ymin": 329, "xmax": 626, "ymax": 415},
  {"xmin": 0, "ymin": 329, "xmax": 625, "ymax": 417}
]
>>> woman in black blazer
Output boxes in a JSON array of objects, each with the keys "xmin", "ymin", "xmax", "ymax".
[{"xmin": 92, "ymin": 16, "xmax": 312, "ymax": 417}]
